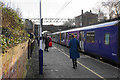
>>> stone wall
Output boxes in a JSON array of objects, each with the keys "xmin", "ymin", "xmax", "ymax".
[{"xmin": 0, "ymin": 41, "xmax": 28, "ymax": 79}]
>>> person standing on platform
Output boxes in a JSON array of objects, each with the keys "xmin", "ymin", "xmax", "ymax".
[
  {"xmin": 44, "ymin": 34, "xmax": 49, "ymax": 52},
  {"xmin": 49, "ymin": 37, "xmax": 52, "ymax": 42},
  {"xmin": 36, "ymin": 36, "xmax": 39, "ymax": 46},
  {"xmin": 69, "ymin": 34, "xmax": 80, "ymax": 69}
]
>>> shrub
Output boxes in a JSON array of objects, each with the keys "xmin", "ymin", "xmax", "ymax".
[{"xmin": 1, "ymin": 2, "xmax": 29, "ymax": 53}]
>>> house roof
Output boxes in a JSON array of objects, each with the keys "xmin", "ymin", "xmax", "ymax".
[{"xmin": 75, "ymin": 11, "xmax": 98, "ymax": 18}]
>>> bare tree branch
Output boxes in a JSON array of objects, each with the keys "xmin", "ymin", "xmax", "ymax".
[{"xmin": 102, "ymin": 0, "xmax": 120, "ymax": 19}]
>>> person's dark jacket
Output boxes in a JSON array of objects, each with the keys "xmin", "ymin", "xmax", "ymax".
[{"xmin": 45, "ymin": 36, "xmax": 49, "ymax": 47}]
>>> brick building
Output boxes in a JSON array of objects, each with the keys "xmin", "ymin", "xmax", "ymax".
[{"xmin": 75, "ymin": 10, "xmax": 98, "ymax": 27}]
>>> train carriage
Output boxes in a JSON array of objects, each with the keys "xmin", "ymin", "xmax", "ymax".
[
  {"xmin": 83, "ymin": 21, "xmax": 119, "ymax": 63},
  {"xmin": 51, "ymin": 18, "xmax": 120, "ymax": 64}
]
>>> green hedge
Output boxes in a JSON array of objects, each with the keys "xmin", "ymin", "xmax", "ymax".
[{"xmin": 0, "ymin": 2, "xmax": 30, "ymax": 53}]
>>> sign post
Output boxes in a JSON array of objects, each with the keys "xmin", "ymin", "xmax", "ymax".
[{"xmin": 39, "ymin": 0, "xmax": 43, "ymax": 75}]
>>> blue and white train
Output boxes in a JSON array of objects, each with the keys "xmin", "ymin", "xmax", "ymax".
[{"xmin": 51, "ymin": 18, "xmax": 120, "ymax": 64}]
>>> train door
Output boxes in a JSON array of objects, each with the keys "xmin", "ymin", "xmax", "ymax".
[
  {"xmin": 79, "ymin": 31, "xmax": 84, "ymax": 51},
  {"xmin": 59, "ymin": 32, "xmax": 61, "ymax": 44},
  {"xmin": 67, "ymin": 33, "xmax": 72, "ymax": 46},
  {"xmin": 118, "ymin": 21, "xmax": 120, "ymax": 64},
  {"xmin": 66, "ymin": 32, "xmax": 69, "ymax": 46}
]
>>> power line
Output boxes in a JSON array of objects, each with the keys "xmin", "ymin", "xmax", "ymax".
[
  {"xmin": 54, "ymin": 0, "xmax": 72, "ymax": 17},
  {"xmin": 54, "ymin": 1, "xmax": 68, "ymax": 17}
]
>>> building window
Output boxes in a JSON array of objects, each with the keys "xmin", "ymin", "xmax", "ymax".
[
  {"xmin": 86, "ymin": 31, "xmax": 95, "ymax": 43},
  {"xmin": 80, "ymin": 23, "xmax": 82, "ymax": 26},
  {"xmin": 105, "ymin": 33, "xmax": 109, "ymax": 45}
]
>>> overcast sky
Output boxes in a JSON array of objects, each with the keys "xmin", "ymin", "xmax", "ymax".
[{"xmin": 2, "ymin": 0, "xmax": 107, "ymax": 18}]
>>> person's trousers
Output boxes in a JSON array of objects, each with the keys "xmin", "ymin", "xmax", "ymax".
[
  {"xmin": 44, "ymin": 44, "xmax": 48, "ymax": 51},
  {"xmin": 72, "ymin": 59, "xmax": 77, "ymax": 68}
]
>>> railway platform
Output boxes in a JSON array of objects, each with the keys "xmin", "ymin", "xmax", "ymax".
[{"xmin": 25, "ymin": 40, "xmax": 120, "ymax": 80}]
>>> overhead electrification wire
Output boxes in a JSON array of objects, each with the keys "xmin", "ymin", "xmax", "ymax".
[{"xmin": 54, "ymin": 0, "xmax": 72, "ymax": 17}]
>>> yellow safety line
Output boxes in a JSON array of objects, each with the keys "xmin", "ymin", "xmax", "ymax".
[{"xmin": 55, "ymin": 46, "xmax": 106, "ymax": 80}]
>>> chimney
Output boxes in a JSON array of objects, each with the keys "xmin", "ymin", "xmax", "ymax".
[{"xmin": 81, "ymin": 10, "xmax": 83, "ymax": 15}]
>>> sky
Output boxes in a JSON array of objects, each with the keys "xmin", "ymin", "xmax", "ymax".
[{"xmin": 2, "ymin": 0, "xmax": 107, "ymax": 19}]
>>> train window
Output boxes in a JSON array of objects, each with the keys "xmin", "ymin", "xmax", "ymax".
[
  {"xmin": 79, "ymin": 33, "xmax": 81, "ymax": 41},
  {"xmin": 66, "ymin": 33, "xmax": 68, "ymax": 40},
  {"xmin": 105, "ymin": 33, "xmax": 109, "ymax": 45},
  {"xmin": 69, "ymin": 33, "xmax": 72, "ymax": 40},
  {"xmin": 61, "ymin": 33, "xmax": 64, "ymax": 41},
  {"xmin": 74, "ymin": 33, "xmax": 77, "ymax": 38},
  {"xmin": 86, "ymin": 31, "xmax": 95, "ymax": 43}
]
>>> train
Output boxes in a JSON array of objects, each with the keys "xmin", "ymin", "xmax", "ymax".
[{"xmin": 50, "ymin": 18, "xmax": 120, "ymax": 64}]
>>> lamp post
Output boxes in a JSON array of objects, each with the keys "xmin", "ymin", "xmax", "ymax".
[{"xmin": 39, "ymin": 0, "xmax": 43, "ymax": 75}]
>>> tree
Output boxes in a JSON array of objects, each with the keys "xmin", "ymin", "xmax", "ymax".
[
  {"xmin": 63, "ymin": 19, "xmax": 75, "ymax": 27},
  {"xmin": 102, "ymin": 0, "xmax": 120, "ymax": 19},
  {"xmin": 92, "ymin": 2, "xmax": 107, "ymax": 21},
  {"xmin": 1, "ymin": 1, "xmax": 29, "ymax": 53},
  {"xmin": 92, "ymin": 0, "xmax": 120, "ymax": 20},
  {"xmin": 0, "ymin": 2, "xmax": 3, "ymax": 28},
  {"xmin": 16, "ymin": 8, "xmax": 22, "ymax": 17}
]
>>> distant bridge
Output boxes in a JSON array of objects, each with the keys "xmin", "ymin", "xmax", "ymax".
[
  {"xmin": 23, "ymin": 18, "xmax": 76, "ymax": 35},
  {"xmin": 24, "ymin": 18, "xmax": 75, "ymax": 26}
]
